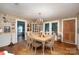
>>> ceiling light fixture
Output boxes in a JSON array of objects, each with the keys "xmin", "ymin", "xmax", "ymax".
[{"xmin": 37, "ymin": 12, "xmax": 43, "ymax": 23}]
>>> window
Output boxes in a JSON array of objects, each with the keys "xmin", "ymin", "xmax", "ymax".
[
  {"xmin": 45, "ymin": 23, "xmax": 49, "ymax": 32},
  {"xmin": 43, "ymin": 21, "xmax": 59, "ymax": 35},
  {"xmin": 52, "ymin": 23, "xmax": 58, "ymax": 35}
]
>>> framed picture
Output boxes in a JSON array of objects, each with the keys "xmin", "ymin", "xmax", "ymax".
[{"xmin": 4, "ymin": 26, "xmax": 10, "ymax": 32}]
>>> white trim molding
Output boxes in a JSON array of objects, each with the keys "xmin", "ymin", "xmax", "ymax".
[{"xmin": 16, "ymin": 19, "xmax": 27, "ymax": 43}]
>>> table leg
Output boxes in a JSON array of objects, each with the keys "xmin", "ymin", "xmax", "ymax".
[{"xmin": 42, "ymin": 42, "xmax": 45, "ymax": 55}]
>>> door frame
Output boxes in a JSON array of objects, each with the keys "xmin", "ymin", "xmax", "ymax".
[
  {"xmin": 62, "ymin": 17, "xmax": 77, "ymax": 45},
  {"xmin": 16, "ymin": 19, "xmax": 27, "ymax": 43}
]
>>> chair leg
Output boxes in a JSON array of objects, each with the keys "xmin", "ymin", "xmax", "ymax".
[
  {"xmin": 35, "ymin": 47, "xmax": 37, "ymax": 54},
  {"xmin": 52, "ymin": 46, "xmax": 55, "ymax": 51},
  {"xmin": 31, "ymin": 46, "xmax": 34, "ymax": 55},
  {"xmin": 32, "ymin": 45, "xmax": 33, "ymax": 50},
  {"xmin": 50, "ymin": 47, "xmax": 52, "ymax": 54},
  {"xmin": 29, "ymin": 44, "xmax": 30, "ymax": 48},
  {"xmin": 51, "ymin": 47, "xmax": 55, "ymax": 54},
  {"xmin": 26, "ymin": 44, "xmax": 29, "ymax": 49}
]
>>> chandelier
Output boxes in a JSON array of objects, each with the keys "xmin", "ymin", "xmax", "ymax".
[{"xmin": 37, "ymin": 12, "xmax": 43, "ymax": 23}]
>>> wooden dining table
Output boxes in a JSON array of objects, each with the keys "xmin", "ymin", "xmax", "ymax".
[{"xmin": 31, "ymin": 33, "xmax": 52, "ymax": 55}]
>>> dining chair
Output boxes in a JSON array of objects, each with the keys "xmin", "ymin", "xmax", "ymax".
[
  {"xmin": 26, "ymin": 39, "xmax": 33, "ymax": 49},
  {"xmin": 26, "ymin": 32, "xmax": 33, "ymax": 49},
  {"xmin": 45, "ymin": 35, "xmax": 55, "ymax": 54},
  {"xmin": 32, "ymin": 40, "xmax": 42, "ymax": 54}
]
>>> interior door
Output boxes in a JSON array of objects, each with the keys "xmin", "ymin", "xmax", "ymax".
[{"xmin": 63, "ymin": 20, "xmax": 75, "ymax": 43}]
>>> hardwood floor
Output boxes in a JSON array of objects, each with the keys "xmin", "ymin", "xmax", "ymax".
[{"xmin": 0, "ymin": 40, "xmax": 79, "ymax": 55}]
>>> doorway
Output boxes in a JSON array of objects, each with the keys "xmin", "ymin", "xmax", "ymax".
[
  {"xmin": 63, "ymin": 19, "xmax": 75, "ymax": 44},
  {"xmin": 17, "ymin": 21, "xmax": 25, "ymax": 42}
]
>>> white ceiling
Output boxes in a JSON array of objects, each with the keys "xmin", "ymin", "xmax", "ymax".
[{"xmin": 0, "ymin": 3, "xmax": 79, "ymax": 19}]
